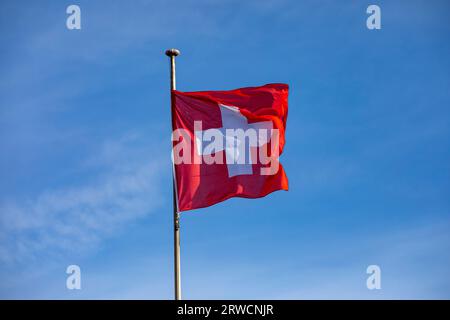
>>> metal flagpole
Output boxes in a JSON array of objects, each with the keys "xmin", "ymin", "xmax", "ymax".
[{"xmin": 165, "ymin": 48, "xmax": 181, "ymax": 300}]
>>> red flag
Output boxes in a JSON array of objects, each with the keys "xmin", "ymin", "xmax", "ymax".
[{"xmin": 171, "ymin": 83, "xmax": 289, "ymax": 211}]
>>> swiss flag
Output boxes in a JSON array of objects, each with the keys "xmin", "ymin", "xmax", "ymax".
[{"xmin": 171, "ymin": 83, "xmax": 289, "ymax": 212}]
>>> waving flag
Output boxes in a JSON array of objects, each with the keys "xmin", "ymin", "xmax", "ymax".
[{"xmin": 171, "ymin": 83, "xmax": 289, "ymax": 211}]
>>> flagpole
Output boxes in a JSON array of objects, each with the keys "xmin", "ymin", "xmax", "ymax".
[{"xmin": 165, "ymin": 48, "xmax": 182, "ymax": 300}]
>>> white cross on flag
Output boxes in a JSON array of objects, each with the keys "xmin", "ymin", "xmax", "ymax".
[
  {"xmin": 195, "ymin": 104, "xmax": 273, "ymax": 177},
  {"xmin": 172, "ymin": 83, "xmax": 289, "ymax": 211}
]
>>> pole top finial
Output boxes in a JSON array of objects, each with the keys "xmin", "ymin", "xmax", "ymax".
[{"xmin": 165, "ymin": 48, "xmax": 180, "ymax": 57}]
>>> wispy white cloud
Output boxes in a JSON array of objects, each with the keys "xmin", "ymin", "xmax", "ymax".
[{"xmin": 0, "ymin": 132, "xmax": 167, "ymax": 265}]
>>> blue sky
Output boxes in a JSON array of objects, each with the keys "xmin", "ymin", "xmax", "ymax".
[{"xmin": 0, "ymin": 0, "xmax": 449, "ymax": 299}]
